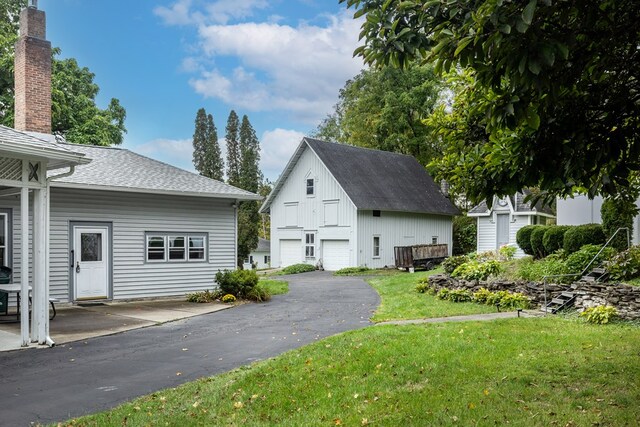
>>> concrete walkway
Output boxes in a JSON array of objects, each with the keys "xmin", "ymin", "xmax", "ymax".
[
  {"xmin": 0, "ymin": 299, "xmax": 231, "ymax": 351},
  {"xmin": 0, "ymin": 271, "xmax": 379, "ymax": 426}
]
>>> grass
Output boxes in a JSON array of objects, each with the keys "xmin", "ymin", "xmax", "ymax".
[
  {"xmin": 259, "ymin": 279, "xmax": 288, "ymax": 296},
  {"xmin": 65, "ymin": 317, "xmax": 640, "ymax": 426},
  {"xmin": 334, "ymin": 267, "xmax": 402, "ymax": 276},
  {"xmin": 367, "ymin": 268, "xmax": 499, "ymax": 322}
]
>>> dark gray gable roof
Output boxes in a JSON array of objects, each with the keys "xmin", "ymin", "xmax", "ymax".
[
  {"xmin": 47, "ymin": 143, "xmax": 260, "ymax": 200},
  {"xmin": 469, "ymin": 191, "xmax": 554, "ymax": 215},
  {"xmin": 255, "ymin": 238, "xmax": 270, "ymax": 252},
  {"xmin": 305, "ymin": 138, "xmax": 459, "ymax": 215}
]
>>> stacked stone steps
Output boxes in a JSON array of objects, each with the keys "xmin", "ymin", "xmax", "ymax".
[{"xmin": 543, "ymin": 291, "xmax": 576, "ymax": 314}]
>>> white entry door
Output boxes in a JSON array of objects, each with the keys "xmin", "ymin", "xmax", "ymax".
[
  {"xmin": 496, "ymin": 214, "xmax": 510, "ymax": 248},
  {"xmin": 73, "ymin": 226, "xmax": 110, "ymax": 300}
]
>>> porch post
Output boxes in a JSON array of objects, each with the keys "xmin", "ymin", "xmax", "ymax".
[
  {"xmin": 20, "ymin": 186, "xmax": 29, "ymax": 346},
  {"xmin": 33, "ymin": 186, "xmax": 47, "ymax": 343}
]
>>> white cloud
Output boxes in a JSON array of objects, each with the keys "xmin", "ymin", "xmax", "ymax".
[
  {"xmin": 260, "ymin": 128, "xmax": 305, "ymax": 181},
  {"xmin": 205, "ymin": 0, "xmax": 269, "ymax": 24},
  {"xmin": 133, "ymin": 138, "xmax": 196, "ymax": 172},
  {"xmin": 154, "ymin": 0, "xmax": 195, "ymax": 26},
  {"xmin": 190, "ymin": 10, "xmax": 364, "ymax": 123}
]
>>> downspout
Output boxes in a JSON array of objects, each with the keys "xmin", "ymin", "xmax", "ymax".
[{"xmin": 41, "ymin": 165, "xmax": 75, "ymax": 347}]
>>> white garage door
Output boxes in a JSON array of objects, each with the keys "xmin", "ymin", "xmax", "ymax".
[
  {"xmin": 279, "ymin": 239, "xmax": 302, "ymax": 267},
  {"xmin": 322, "ymin": 240, "xmax": 350, "ymax": 271}
]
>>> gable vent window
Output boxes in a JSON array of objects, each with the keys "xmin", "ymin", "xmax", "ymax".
[
  {"xmin": 305, "ymin": 233, "xmax": 315, "ymax": 258},
  {"xmin": 372, "ymin": 210, "xmax": 381, "ymax": 217},
  {"xmin": 306, "ymin": 178, "xmax": 315, "ymax": 196}
]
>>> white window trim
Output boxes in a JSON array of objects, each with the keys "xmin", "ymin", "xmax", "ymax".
[
  {"xmin": 373, "ymin": 235, "xmax": 381, "ymax": 258},
  {"xmin": 0, "ymin": 212, "xmax": 8, "ymax": 267},
  {"xmin": 305, "ymin": 232, "xmax": 316, "ymax": 258},
  {"xmin": 306, "ymin": 177, "xmax": 315, "ymax": 197},
  {"xmin": 146, "ymin": 232, "xmax": 207, "ymax": 263}
]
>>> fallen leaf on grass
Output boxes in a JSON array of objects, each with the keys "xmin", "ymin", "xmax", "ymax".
[
  {"xmin": 233, "ymin": 401, "xmax": 244, "ymax": 409},
  {"xmin": 333, "ymin": 418, "xmax": 342, "ymax": 425}
]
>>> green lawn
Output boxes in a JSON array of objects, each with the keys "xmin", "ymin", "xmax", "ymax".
[
  {"xmin": 368, "ymin": 268, "xmax": 499, "ymax": 322},
  {"xmin": 259, "ymin": 279, "xmax": 288, "ymax": 296},
  {"xmin": 66, "ymin": 317, "xmax": 640, "ymax": 426}
]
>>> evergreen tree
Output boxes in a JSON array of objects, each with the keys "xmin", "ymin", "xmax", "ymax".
[
  {"xmin": 225, "ymin": 110, "xmax": 241, "ymax": 187},
  {"xmin": 236, "ymin": 115, "xmax": 262, "ymax": 264},
  {"xmin": 192, "ymin": 108, "xmax": 207, "ymax": 174},
  {"xmin": 204, "ymin": 113, "xmax": 224, "ymax": 181}
]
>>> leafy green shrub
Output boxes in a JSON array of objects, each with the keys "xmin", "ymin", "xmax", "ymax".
[
  {"xmin": 186, "ymin": 289, "xmax": 222, "ymax": 303},
  {"xmin": 601, "ymin": 198, "xmax": 636, "ymax": 252},
  {"xmin": 221, "ymin": 294, "xmax": 236, "ymax": 303},
  {"xmin": 415, "ymin": 282, "xmax": 431, "ymax": 293},
  {"xmin": 446, "ymin": 289, "xmax": 473, "ymax": 302},
  {"xmin": 472, "ymin": 287, "xmax": 493, "ymax": 304},
  {"xmin": 498, "ymin": 245, "xmax": 517, "ymax": 261},
  {"xmin": 452, "ymin": 215, "xmax": 477, "ymax": 255},
  {"xmin": 281, "ymin": 263, "xmax": 316, "ymax": 275},
  {"xmin": 530, "ymin": 226, "xmax": 550, "ymax": 258},
  {"xmin": 543, "ymin": 226, "xmax": 570, "ymax": 255},
  {"xmin": 442, "ymin": 255, "xmax": 469, "ymax": 274},
  {"xmin": 436, "ymin": 288, "xmax": 450, "ymax": 300},
  {"xmin": 334, "ymin": 266, "xmax": 371, "ymax": 276},
  {"xmin": 607, "ymin": 245, "xmax": 640, "ymax": 280},
  {"xmin": 485, "ymin": 290, "xmax": 509, "ymax": 306},
  {"xmin": 215, "ymin": 269, "xmax": 259, "ymax": 298},
  {"xmin": 516, "ymin": 225, "xmax": 537, "ymax": 255},
  {"xmin": 451, "ymin": 259, "xmax": 502, "ymax": 281},
  {"xmin": 498, "ymin": 292, "xmax": 532, "ymax": 310},
  {"xmin": 565, "ymin": 244, "xmax": 616, "ymax": 274},
  {"xmin": 563, "ymin": 224, "xmax": 605, "ymax": 254},
  {"xmin": 580, "ymin": 305, "xmax": 618, "ymax": 324},
  {"xmin": 245, "ymin": 283, "xmax": 272, "ymax": 302}
]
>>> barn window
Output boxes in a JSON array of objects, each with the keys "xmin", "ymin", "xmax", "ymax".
[
  {"xmin": 306, "ymin": 178, "xmax": 315, "ymax": 196},
  {"xmin": 373, "ymin": 236, "xmax": 380, "ymax": 258},
  {"xmin": 305, "ymin": 233, "xmax": 315, "ymax": 258},
  {"xmin": 432, "ymin": 236, "xmax": 438, "ymax": 245},
  {"xmin": 372, "ymin": 210, "xmax": 381, "ymax": 217}
]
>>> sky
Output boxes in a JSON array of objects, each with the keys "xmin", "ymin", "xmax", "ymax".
[{"xmin": 38, "ymin": 0, "xmax": 365, "ymax": 182}]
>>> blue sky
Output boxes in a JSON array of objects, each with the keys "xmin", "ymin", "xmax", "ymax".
[{"xmin": 38, "ymin": 0, "xmax": 364, "ymax": 181}]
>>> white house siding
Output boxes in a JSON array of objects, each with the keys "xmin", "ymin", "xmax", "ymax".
[
  {"xmin": 476, "ymin": 216, "xmax": 496, "ymax": 254},
  {"xmin": 510, "ymin": 215, "xmax": 530, "ymax": 258},
  {"xmin": 2, "ymin": 188, "xmax": 237, "ymax": 302},
  {"xmin": 270, "ymin": 147, "xmax": 357, "ymax": 268},
  {"xmin": 357, "ymin": 211, "xmax": 453, "ymax": 268}
]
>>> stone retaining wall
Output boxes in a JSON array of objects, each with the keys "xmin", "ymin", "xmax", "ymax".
[{"xmin": 428, "ymin": 274, "xmax": 640, "ymax": 320}]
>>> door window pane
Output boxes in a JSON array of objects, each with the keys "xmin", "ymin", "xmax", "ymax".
[{"xmin": 81, "ymin": 233, "xmax": 103, "ymax": 262}]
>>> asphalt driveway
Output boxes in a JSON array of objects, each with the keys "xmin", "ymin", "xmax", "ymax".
[{"xmin": 0, "ymin": 271, "xmax": 379, "ymax": 426}]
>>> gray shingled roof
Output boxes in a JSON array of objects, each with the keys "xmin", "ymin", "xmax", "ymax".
[
  {"xmin": 48, "ymin": 143, "xmax": 260, "ymax": 200},
  {"xmin": 262, "ymin": 138, "xmax": 459, "ymax": 216},
  {"xmin": 255, "ymin": 238, "xmax": 270, "ymax": 252},
  {"xmin": 469, "ymin": 191, "xmax": 554, "ymax": 215},
  {"xmin": 0, "ymin": 125, "xmax": 88, "ymax": 169}
]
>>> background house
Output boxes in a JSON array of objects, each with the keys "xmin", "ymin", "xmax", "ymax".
[
  {"xmin": 246, "ymin": 237, "xmax": 270, "ymax": 269},
  {"xmin": 557, "ymin": 194, "xmax": 640, "ymax": 245},
  {"xmin": 259, "ymin": 138, "xmax": 459, "ymax": 270},
  {"xmin": 468, "ymin": 192, "xmax": 555, "ymax": 257}
]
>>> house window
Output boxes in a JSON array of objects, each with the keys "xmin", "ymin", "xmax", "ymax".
[
  {"xmin": 264, "ymin": 255, "xmax": 271, "ymax": 264},
  {"xmin": 432, "ymin": 236, "xmax": 438, "ymax": 245},
  {"xmin": 373, "ymin": 210, "xmax": 381, "ymax": 217},
  {"xmin": 305, "ymin": 233, "xmax": 315, "ymax": 258},
  {"xmin": 0, "ymin": 213, "xmax": 6, "ymax": 266},
  {"xmin": 306, "ymin": 178, "xmax": 315, "ymax": 196},
  {"xmin": 373, "ymin": 236, "xmax": 380, "ymax": 258},
  {"xmin": 146, "ymin": 233, "xmax": 207, "ymax": 262}
]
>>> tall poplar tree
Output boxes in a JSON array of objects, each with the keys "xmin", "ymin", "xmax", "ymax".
[
  {"xmin": 237, "ymin": 115, "xmax": 261, "ymax": 264},
  {"xmin": 204, "ymin": 113, "xmax": 224, "ymax": 181},
  {"xmin": 192, "ymin": 108, "xmax": 207, "ymax": 174},
  {"xmin": 225, "ymin": 110, "xmax": 241, "ymax": 187}
]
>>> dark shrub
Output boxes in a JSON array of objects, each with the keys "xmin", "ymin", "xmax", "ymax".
[
  {"xmin": 452, "ymin": 216, "xmax": 477, "ymax": 255},
  {"xmin": 442, "ymin": 255, "xmax": 469, "ymax": 274},
  {"xmin": 530, "ymin": 226, "xmax": 550, "ymax": 258},
  {"xmin": 563, "ymin": 224, "xmax": 605, "ymax": 254},
  {"xmin": 215, "ymin": 269, "xmax": 259, "ymax": 298},
  {"xmin": 565, "ymin": 244, "xmax": 616, "ymax": 274},
  {"xmin": 601, "ymin": 198, "xmax": 636, "ymax": 251},
  {"xmin": 542, "ymin": 226, "xmax": 570, "ymax": 254},
  {"xmin": 607, "ymin": 245, "xmax": 640, "ymax": 280},
  {"xmin": 281, "ymin": 263, "xmax": 316, "ymax": 274},
  {"xmin": 516, "ymin": 225, "xmax": 537, "ymax": 255}
]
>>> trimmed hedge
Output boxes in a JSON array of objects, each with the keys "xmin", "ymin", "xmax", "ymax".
[
  {"xmin": 542, "ymin": 225, "xmax": 570, "ymax": 254},
  {"xmin": 601, "ymin": 198, "xmax": 635, "ymax": 251},
  {"xmin": 516, "ymin": 225, "xmax": 537, "ymax": 255},
  {"xmin": 530, "ymin": 225, "xmax": 550, "ymax": 258},
  {"xmin": 563, "ymin": 224, "xmax": 605, "ymax": 254}
]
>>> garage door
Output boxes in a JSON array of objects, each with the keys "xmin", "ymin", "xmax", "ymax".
[
  {"xmin": 279, "ymin": 239, "xmax": 302, "ymax": 267},
  {"xmin": 322, "ymin": 240, "xmax": 350, "ymax": 270}
]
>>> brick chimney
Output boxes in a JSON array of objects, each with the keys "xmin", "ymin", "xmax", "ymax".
[{"xmin": 14, "ymin": 3, "xmax": 52, "ymax": 134}]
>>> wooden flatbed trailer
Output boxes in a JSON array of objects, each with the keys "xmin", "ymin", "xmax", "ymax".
[{"xmin": 394, "ymin": 244, "xmax": 448, "ymax": 270}]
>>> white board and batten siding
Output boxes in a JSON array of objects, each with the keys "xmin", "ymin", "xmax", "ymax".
[
  {"xmin": 270, "ymin": 146, "xmax": 357, "ymax": 269},
  {"xmin": 1, "ymin": 188, "xmax": 237, "ymax": 302},
  {"xmin": 357, "ymin": 211, "xmax": 453, "ymax": 269}
]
